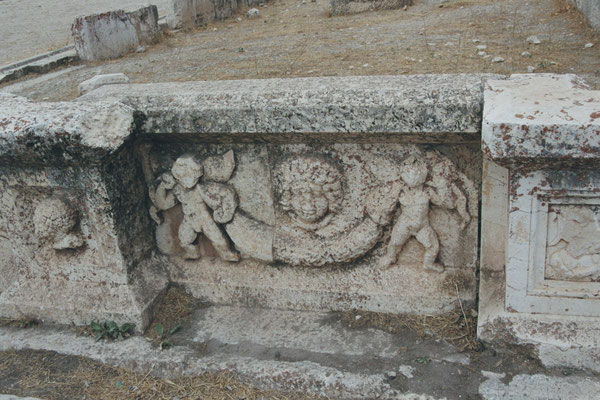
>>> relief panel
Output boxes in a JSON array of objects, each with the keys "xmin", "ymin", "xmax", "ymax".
[{"xmin": 143, "ymin": 144, "xmax": 478, "ymax": 273}]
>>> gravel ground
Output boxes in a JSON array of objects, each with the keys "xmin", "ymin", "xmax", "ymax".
[
  {"xmin": 0, "ymin": 0, "xmax": 169, "ymax": 66},
  {"xmin": 2, "ymin": 0, "xmax": 598, "ymax": 102}
]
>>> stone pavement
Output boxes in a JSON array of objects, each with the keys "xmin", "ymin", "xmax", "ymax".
[
  {"xmin": 0, "ymin": 0, "xmax": 169, "ymax": 66},
  {"xmin": 1, "ymin": 305, "xmax": 599, "ymax": 399}
]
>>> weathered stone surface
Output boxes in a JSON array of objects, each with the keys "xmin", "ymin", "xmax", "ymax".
[
  {"xmin": 72, "ymin": 6, "xmax": 161, "ymax": 61},
  {"xmin": 478, "ymin": 74, "xmax": 600, "ymax": 372},
  {"xmin": 166, "ymin": 0, "xmax": 245, "ymax": 29},
  {"xmin": 482, "ymin": 74, "xmax": 600, "ymax": 165},
  {"xmin": 78, "ymin": 73, "xmax": 130, "ymax": 95},
  {"xmin": 0, "ymin": 93, "xmax": 134, "ymax": 164},
  {"xmin": 79, "ymin": 74, "xmax": 499, "ymax": 142},
  {"xmin": 142, "ymin": 143, "xmax": 480, "ymax": 314},
  {"xmin": 167, "ymin": 0, "xmax": 199, "ymax": 29},
  {"xmin": 0, "ymin": 94, "xmax": 166, "ymax": 331},
  {"xmin": 479, "ymin": 373, "xmax": 600, "ymax": 400}
]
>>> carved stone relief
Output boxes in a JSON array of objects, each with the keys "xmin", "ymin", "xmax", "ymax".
[
  {"xmin": 33, "ymin": 197, "xmax": 85, "ymax": 250},
  {"xmin": 546, "ymin": 204, "xmax": 600, "ymax": 282},
  {"xmin": 144, "ymin": 145, "xmax": 475, "ymax": 272},
  {"xmin": 149, "ymin": 150, "xmax": 239, "ymax": 261}
]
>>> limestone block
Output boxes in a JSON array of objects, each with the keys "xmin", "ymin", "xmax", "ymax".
[
  {"xmin": 0, "ymin": 93, "xmax": 167, "ymax": 331},
  {"xmin": 78, "ymin": 73, "xmax": 130, "ymax": 96},
  {"xmin": 77, "ymin": 74, "xmax": 493, "ymax": 316},
  {"xmin": 482, "ymin": 74, "xmax": 600, "ymax": 165},
  {"xmin": 478, "ymin": 74, "xmax": 600, "ymax": 372},
  {"xmin": 141, "ymin": 143, "xmax": 480, "ymax": 315},
  {"xmin": 167, "ymin": 0, "xmax": 199, "ymax": 29},
  {"xmin": 72, "ymin": 6, "xmax": 161, "ymax": 61}
]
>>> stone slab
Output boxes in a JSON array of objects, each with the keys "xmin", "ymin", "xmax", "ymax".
[
  {"xmin": 0, "ymin": 93, "xmax": 134, "ymax": 164},
  {"xmin": 79, "ymin": 74, "xmax": 500, "ymax": 142},
  {"xmin": 479, "ymin": 373, "xmax": 600, "ymax": 400},
  {"xmin": 72, "ymin": 6, "xmax": 161, "ymax": 61},
  {"xmin": 0, "ymin": 48, "xmax": 78, "ymax": 85},
  {"xmin": 78, "ymin": 73, "xmax": 130, "ymax": 96},
  {"xmin": 482, "ymin": 74, "xmax": 600, "ymax": 165}
]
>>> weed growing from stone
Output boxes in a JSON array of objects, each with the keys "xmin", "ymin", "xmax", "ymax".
[{"xmin": 90, "ymin": 321, "xmax": 135, "ymax": 342}]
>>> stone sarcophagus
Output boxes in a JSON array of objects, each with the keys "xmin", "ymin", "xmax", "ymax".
[
  {"xmin": 478, "ymin": 74, "xmax": 600, "ymax": 372},
  {"xmin": 0, "ymin": 75, "xmax": 488, "ymax": 329}
]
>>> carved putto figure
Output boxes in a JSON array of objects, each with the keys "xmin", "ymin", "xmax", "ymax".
[
  {"xmin": 275, "ymin": 156, "xmax": 343, "ymax": 231},
  {"xmin": 381, "ymin": 156, "xmax": 471, "ymax": 272},
  {"xmin": 33, "ymin": 197, "xmax": 85, "ymax": 250},
  {"xmin": 151, "ymin": 150, "xmax": 239, "ymax": 261}
]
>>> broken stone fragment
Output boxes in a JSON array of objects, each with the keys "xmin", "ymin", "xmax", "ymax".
[
  {"xmin": 247, "ymin": 8, "xmax": 260, "ymax": 18},
  {"xmin": 202, "ymin": 150, "xmax": 236, "ymax": 182},
  {"xmin": 526, "ymin": 35, "xmax": 541, "ymax": 45},
  {"xmin": 78, "ymin": 73, "xmax": 130, "ymax": 95}
]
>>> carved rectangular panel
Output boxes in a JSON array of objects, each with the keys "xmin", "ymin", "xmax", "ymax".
[
  {"xmin": 140, "ymin": 142, "xmax": 481, "ymax": 314},
  {"xmin": 505, "ymin": 169, "xmax": 600, "ymax": 317}
]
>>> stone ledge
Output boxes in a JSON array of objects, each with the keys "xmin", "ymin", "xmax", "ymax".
[
  {"xmin": 482, "ymin": 74, "xmax": 600, "ymax": 166},
  {"xmin": 0, "ymin": 93, "xmax": 135, "ymax": 165},
  {"xmin": 79, "ymin": 74, "xmax": 501, "ymax": 142}
]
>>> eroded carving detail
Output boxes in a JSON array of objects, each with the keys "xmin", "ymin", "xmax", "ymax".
[
  {"xmin": 146, "ymin": 148, "xmax": 473, "ymax": 269},
  {"xmin": 150, "ymin": 150, "xmax": 240, "ymax": 261},
  {"xmin": 381, "ymin": 155, "xmax": 471, "ymax": 272},
  {"xmin": 33, "ymin": 197, "xmax": 85, "ymax": 250},
  {"xmin": 546, "ymin": 204, "xmax": 600, "ymax": 282},
  {"xmin": 274, "ymin": 156, "xmax": 343, "ymax": 231}
]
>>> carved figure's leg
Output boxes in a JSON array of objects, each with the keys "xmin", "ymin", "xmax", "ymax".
[
  {"xmin": 452, "ymin": 184, "xmax": 470, "ymax": 229},
  {"xmin": 381, "ymin": 219, "xmax": 411, "ymax": 267},
  {"xmin": 416, "ymin": 224, "xmax": 443, "ymax": 272},
  {"xmin": 178, "ymin": 216, "xmax": 201, "ymax": 259},
  {"xmin": 197, "ymin": 202, "xmax": 240, "ymax": 262}
]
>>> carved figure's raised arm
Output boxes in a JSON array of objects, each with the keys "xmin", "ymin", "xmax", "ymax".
[{"xmin": 154, "ymin": 173, "xmax": 178, "ymax": 211}]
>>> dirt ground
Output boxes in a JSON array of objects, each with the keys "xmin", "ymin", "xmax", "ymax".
[
  {"xmin": 0, "ymin": 0, "xmax": 169, "ymax": 65},
  {"xmin": 0, "ymin": 349, "xmax": 322, "ymax": 400},
  {"xmin": 2, "ymin": 0, "xmax": 599, "ymax": 102}
]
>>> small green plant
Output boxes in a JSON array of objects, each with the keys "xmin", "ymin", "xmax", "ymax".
[
  {"xmin": 90, "ymin": 320, "xmax": 135, "ymax": 342},
  {"xmin": 414, "ymin": 356, "xmax": 431, "ymax": 365},
  {"xmin": 155, "ymin": 323, "xmax": 182, "ymax": 350}
]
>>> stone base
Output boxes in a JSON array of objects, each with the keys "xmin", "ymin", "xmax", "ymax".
[
  {"xmin": 0, "ymin": 263, "xmax": 167, "ymax": 333},
  {"xmin": 478, "ymin": 156, "xmax": 600, "ymax": 372},
  {"xmin": 168, "ymin": 256, "xmax": 475, "ymax": 315}
]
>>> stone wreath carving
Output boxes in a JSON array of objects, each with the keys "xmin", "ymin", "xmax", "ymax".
[
  {"xmin": 149, "ymin": 150, "xmax": 239, "ymax": 261},
  {"xmin": 33, "ymin": 197, "xmax": 85, "ymax": 250}
]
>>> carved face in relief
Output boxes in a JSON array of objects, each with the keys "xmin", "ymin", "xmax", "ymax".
[
  {"xmin": 400, "ymin": 156, "xmax": 428, "ymax": 188},
  {"xmin": 171, "ymin": 154, "xmax": 203, "ymax": 189},
  {"xmin": 275, "ymin": 157, "xmax": 343, "ymax": 231}
]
